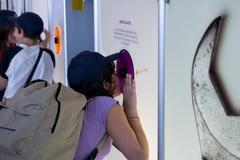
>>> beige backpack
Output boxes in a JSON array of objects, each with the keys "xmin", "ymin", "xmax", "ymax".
[{"xmin": 0, "ymin": 80, "xmax": 87, "ymax": 160}]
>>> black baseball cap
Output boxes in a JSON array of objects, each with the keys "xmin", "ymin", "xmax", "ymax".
[
  {"xmin": 68, "ymin": 50, "xmax": 121, "ymax": 93},
  {"xmin": 0, "ymin": 10, "xmax": 17, "ymax": 26},
  {"xmin": 15, "ymin": 12, "xmax": 43, "ymax": 39}
]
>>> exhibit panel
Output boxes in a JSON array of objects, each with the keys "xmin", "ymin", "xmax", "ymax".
[
  {"xmin": 97, "ymin": 0, "xmax": 158, "ymax": 159},
  {"xmin": 165, "ymin": 0, "xmax": 240, "ymax": 160},
  {"xmin": 48, "ymin": 0, "xmax": 67, "ymax": 84},
  {"xmin": 48, "ymin": 0, "xmax": 94, "ymax": 85}
]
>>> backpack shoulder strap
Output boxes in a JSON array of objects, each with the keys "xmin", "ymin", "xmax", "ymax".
[
  {"xmin": 40, "ymin": 48, "xmax": 56, "ymax": 67},
  {"xmin": 25, "ymin": 49, "xmax": 43, "ymax": 86}
]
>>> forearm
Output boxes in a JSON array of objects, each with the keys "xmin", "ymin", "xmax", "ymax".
[
  {"xmin": 124, "ymin": 108, "xmax": 149, "ymax": 159},
  {"xmin": 122, "ymin": 74, "xmax": 148, "ymax": 159},
  {"xmin": 128, "ymin": 118, "xmax": 149, "ymax": 159}
]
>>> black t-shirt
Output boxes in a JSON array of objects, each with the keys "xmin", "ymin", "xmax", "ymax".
[
  {"xmin": 0, "ymin": 46, "xmax": 23, "ymax": 79},
  {"xmin": 0, "ymin": 46, "xmax": 22, "ymax": 100}
]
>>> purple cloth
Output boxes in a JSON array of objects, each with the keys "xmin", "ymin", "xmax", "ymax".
[{"xmin": 74, "ymin": 96, "xmax": 118, "ymax": 160}]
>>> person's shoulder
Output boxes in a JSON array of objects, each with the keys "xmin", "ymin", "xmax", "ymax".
[
  {"xmin": 93, "ymin": 96, "xmax": 117, "ymax": 103},
  {"xmin": 89, "ymin": 96, "xmax": 119, "ymax": 126},
  {"xmin": 4, "ymin": 46, "xmax": 23, "ymax": 61},
  {"xmin": 91, "ymin": 96, "xmax": 119, "ymax": 109},
  {"xmin": 0, "ymin": 46, "xmax": 23, "ymax": 79},
  {"xmin": 5, "ymin": 46, "xmax": 23, "ymax": 55},
  {"xmin": 41, "ymin": 48, "xmax": 55, "ymax": 67},
  {"xmin": 41, "ymin": 48, "xmax": 53, "ymax": 54}
]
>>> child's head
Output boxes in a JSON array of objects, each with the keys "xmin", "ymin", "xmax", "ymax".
[
  {"xmin": 13, "ymin": 12, "xmax": 43, "ymax": 43},
  {"xmin": 68, "ymin": 51, "xmax": 121, "ymax": 99},
  {"xmin": 0, "ymin": 10, "xmax": 17, "ymax": 47}
]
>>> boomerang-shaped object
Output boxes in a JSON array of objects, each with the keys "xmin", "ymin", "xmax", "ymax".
[{"xmin": 192, "ymin": 17, "xmax": 240, "ymax": 160}]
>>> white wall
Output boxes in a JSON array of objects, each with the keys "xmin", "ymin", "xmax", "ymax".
[
  {"xmin": 97, "ymin": 0, "xmax": 158, "ymax": 159},
  {"xmin": 31, "ymin": 0, "xmax": 48, "ymax": 29},
  {"xmin": 165, "ymin": 0, "xmax": 240, "ymax": 159}
]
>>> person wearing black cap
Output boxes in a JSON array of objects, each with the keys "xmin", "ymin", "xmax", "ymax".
[
  {"xmin": 0, "ymin": 10, "xmax": 18, "ymax": 100},
  {"xmin": 68, "ymin": 51, "xmax": 149, "ymax": 160},
  {"xmin": 0, "ymin": 10, "xmax": 17, "ymax": 50},
  {"xmin": 0, "ymin": 10, "xmax": 18, "ymax": 62},
  {"xmin": 0, "ymin": 12, "xmax": 55, "ymax": 99}
]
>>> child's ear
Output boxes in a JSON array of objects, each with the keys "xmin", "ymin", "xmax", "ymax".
[
  {"xmin": 20, "ymin": 29, "xmax": 24, "ymax": 35},
  {"xmin": 103, "ymin": 79, "xmax": 111, "ymax": 90},
  {"xmin": 16, "ymin": 27, "xmax": 24, "ymax": 35}
]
